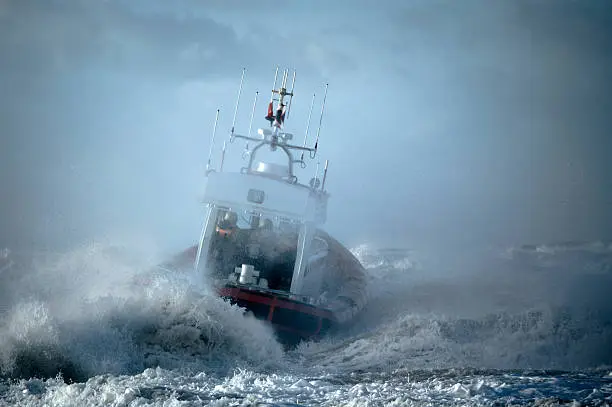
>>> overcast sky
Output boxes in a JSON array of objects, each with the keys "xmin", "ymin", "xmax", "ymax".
[{"xmin": 1, "ymin": 0, "xmax": 611, "ymax": 254}]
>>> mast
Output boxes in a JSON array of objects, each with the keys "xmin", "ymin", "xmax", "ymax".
[{"xmin": 211, "ymin": 67, "xmax": 330, "ymax": 190}]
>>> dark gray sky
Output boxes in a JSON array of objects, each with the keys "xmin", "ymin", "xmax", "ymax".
[{"xmin": 1, "ymin": 0, "xmax": 611, "ymax": 253}]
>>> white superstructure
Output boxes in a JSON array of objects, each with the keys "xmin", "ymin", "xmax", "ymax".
[{"xmin": 193, "ymin": 68, "xmax": 332, "ymax": 298}]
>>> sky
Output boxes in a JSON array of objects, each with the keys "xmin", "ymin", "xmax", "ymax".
[{"xmin": 1, "ymin": 0, "xmax": 611, "ymax": 255}]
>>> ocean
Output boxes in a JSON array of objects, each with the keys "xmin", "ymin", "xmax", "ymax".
[{"xmin": 1, "ymin": 240, "xmax": 611, "ymax": 406}]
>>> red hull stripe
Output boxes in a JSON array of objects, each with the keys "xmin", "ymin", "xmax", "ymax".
[{"xmin": 218, "ymin": 287, "xmax": 333, "ymax": 319}]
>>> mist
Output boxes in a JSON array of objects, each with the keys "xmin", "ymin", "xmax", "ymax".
[{"xmin": 1, "ymin": 0, "xmax": 611, "ymax": 256}]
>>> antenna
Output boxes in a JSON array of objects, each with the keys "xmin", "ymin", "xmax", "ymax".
[
  {"xmin": 231, "ymin": 68, "xmax": 245, "ymax": 135},
  {"xmin": 266, "ymin": 67, "xmax": 279, "ymax": 128},
  {"xmin": 321, "ymin": 160, "xmax": 329, "ymax": 191},
  {"xmin": 220, "ymin": 140, "xmax": 227, "ymax": 171},
  {"xmin": 205, "ymin": 109, "xmax": 220, "ymax": 173},
  {"xmin": 281, "ymin": 69, "xmax": 288, "ymax": 88},
  {"xmin": 247, "ymin": 91, "xmax": 259, "ymax": 139},
  {"xmin": 285, "ymin": 70, "xmax": 296, "ymax": 120},
  {"xmin": 270, "ymin": 66, "xmax": 279, "ymax": 102},
  {"xmin": 245, "ymin": 91, "xmax": 259, "ymax": 155},
  {"xmin": 313, "ymin": 83, "xmax": 328, "ymax": 157},
  {"xmin": 313, "ymin": 160, "xmax": 321, "ymax": 190},
  {"xmin": 300, "ymin": 92, "xmax": 316, "ymax": 162}
]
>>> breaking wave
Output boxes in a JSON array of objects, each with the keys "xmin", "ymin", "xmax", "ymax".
[
  {"xmin": 297, "ymin": 241, "xmax": 612, "ymax": 373},
  {"xmin": 0, "ymin": 241, "xmax": 284, "ymax": 383},
  {"xmin": 1, "ymin": 238, "xmax": 610, "ymax": 386}
]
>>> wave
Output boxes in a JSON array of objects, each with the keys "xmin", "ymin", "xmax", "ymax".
[
  {"xmin": 506, "ymin": 240, "xmax": 612, "ymax": 255},
  {"xmin": 501, "ymin": 240, "xmax": 612, "ymax": 275},
  {"xmin": 0, "ymin": 241, "xmax": 284, "ymax": 382},
  {"xmin": 296, "ymin": 243, "xmax": 612, "ymax": 372},
  {"xmin": 2, "ymin": 239, "xmax": 610, "ymax": 384}
]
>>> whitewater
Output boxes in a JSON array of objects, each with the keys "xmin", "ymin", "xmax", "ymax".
[{"xmin": 1, "ymin": 239, "xmax": 611, "ymax": 406}]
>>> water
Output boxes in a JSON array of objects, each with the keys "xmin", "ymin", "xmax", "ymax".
[{"xmin": 1, "ymin": 240, "xmax": 611, "ymax": 406}]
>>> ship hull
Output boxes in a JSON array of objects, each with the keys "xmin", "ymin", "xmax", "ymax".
[{"xmin": 218, "ymin": 285, "xmax": 334, "ymax": 346}]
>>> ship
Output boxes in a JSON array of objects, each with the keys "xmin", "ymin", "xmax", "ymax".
[{"xmin": 164, "ymin": 68, "xmax": 368, "ymax": 345}]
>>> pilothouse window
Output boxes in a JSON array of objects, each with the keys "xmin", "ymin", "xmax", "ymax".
[{"xmin": 207, "ymin": 209, "xmax": 300, "ymax": 291}]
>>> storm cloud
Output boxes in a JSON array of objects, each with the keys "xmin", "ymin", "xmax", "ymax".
[{"xmin": 1, "ymin": 0, "xmax": 611, "ymax": 254}]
